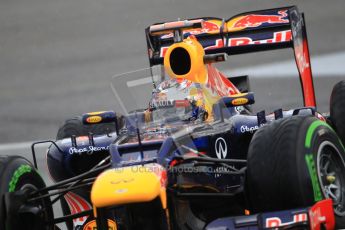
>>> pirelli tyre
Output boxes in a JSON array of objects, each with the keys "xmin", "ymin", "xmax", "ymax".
[
  {"xmin": 246, "ymin": 116, "xmax": 345, "ymax": 228},
  {"xmin": 0, "ymin": 155, "xmax": 54, "ymax": 230},
  {"xmin": 330, "ymin": 80, "xmax": 345, "ymax": 145},
  {"xmin": 56, "ymin": 116, "xmax": 116, "ymax": 140}
]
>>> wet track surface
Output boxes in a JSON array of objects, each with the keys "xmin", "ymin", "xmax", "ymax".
[
  {"xmin": 0, "ymin": 0, "xmax": 345, "ymax": 228},
  {"xmin": 1, "ymin": 0, "xmax": 345, "ymax": 144}
]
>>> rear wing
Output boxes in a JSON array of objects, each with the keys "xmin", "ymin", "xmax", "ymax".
[{"xmin": 145, "ymin": 6, "xmax": 316, "ymax": 107}]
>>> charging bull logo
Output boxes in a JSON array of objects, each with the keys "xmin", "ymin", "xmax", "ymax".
[
  {"xmin": 161, "ymin": 21, "xmax": 220, "ymax": 39},
  {"xmin": 232, "ymin": 10, "xmax": 289, "ymax": 29}
]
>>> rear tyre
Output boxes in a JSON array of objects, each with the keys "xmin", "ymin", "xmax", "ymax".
[
  {"xmin": 330, "ymin": 80, "xmax": 345, "ymax": 145},
  {"xmin": 246, "ymin": 116, "xmax": 345, "ymax": 228},
  {"xmin": 0, "ymin": 155, "xmax": 54, "ymax": 230}
]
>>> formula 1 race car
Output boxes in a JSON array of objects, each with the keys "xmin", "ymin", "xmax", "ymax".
[{"xmin": 1, "ymin": 6, "xmax": 345, "ymax": 230}]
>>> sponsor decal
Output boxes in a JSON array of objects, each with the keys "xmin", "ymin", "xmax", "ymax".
[
  {"xmin": 266, "ymin": 213, "xmax": 307, "ymax": 228},
  {"xmin": 160, "ymin": 47, "xmax": 169, "ymax": 58},
  {"xmin": 305, "ymin": 120, "xmax": 332, "ymax": 148},
  {"xmin": 150, "ymin": 99, "xmax": 174, "ymax": 108},
  {"xmin": 305, "ymin": 154, "xmax": 323, "ymax": 202},
  {"xmin": 215, "ymin": 137, "xmax": 227, "ymax": 159},
  {"xmin": 144, "ymin": 127, "xmax": 168, "ymax": 135},
  {"xmin": 304, "ymin": 121, "xmax": 335, "ymax": 201},
  {"xmin": 309, "ymin": 199, "xmax": 335, "ymax": 230},
  {"xmin": 240, "ymin": 125, "xmax": 263, "ymax": 133},
  {"xmin": 160, "ymin": 30, "xmax": 291, "ymax": 58},
  {"xmin": 65, "ymin": 192, "xmax": 92, "ymax": 227},
  {"xmin": 204, "ymin": 39, "xmax": 224, "ymax": 50},
  {"xmin": 304, "ymin": 121, "xmax": 329, "ymax": 202},
  {"xmin": 232, "ymin": 10, "xmax": 289, "ymax": 29},
  {"xmin": 86, "ymin": 115, "xmax": 102, "ymax": 123},
  {"xmin": 228, "ymin": 30, "xmax": 292, "ymax": 47},
  {"xmin": 309, "ymin": 207, "xmax": 322, "ymax": 230},
  {"xmin": 296, "ymin": 47, "xmax": 310, "ymax": 74},
  {"xmin": 8, "ymin": 165, "xmax": 32, "ymax": 192},
  {"xmin": 232, "ymin": 97, "xmax": 248, "ymax": 106},
  {"xmin": 266, "ymin": 217, "xmax": 281, "ymax": 227},
  {"xmin": 290, "ymin": 10, "xmax": 316, "ymax": 107},
  {"xmin": 69, "ymin": 146, "xmax": 110, "ymax": 155},
  {"xmin": 83, "ymin": 219, "xmax": 117, "ymax": 230}
]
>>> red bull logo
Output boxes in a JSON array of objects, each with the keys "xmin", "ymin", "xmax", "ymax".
[
  {"xmin": 160, "ymin": 30, "xmax": 292, "ymax": 58},
  {"xmin": 265, "ymin": 213, "xmax": 308, "ymax": 228},
  {"xmin": 228, "ymin": 30, "xmax": 292, "ymax": 47},
  {"xmin": 232, "ymin": 10, "xmax": 289, "ymax": 29},
  {"xmin": 161, "ymin": 21, "xmax": 220, "ymax": 39}
]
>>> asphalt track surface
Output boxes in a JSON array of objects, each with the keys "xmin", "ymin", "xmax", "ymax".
[{"xmin": 0, "ymin": 0, "xmax": 345, "ymax": 229}]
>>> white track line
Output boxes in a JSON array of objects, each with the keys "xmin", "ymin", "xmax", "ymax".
[
  {"xmin": 123, "ymin": 51, "xmax": 345, "ymax": 87},
  {"xmin": 1, "ymin": 52, "xmax": 344, "ymax": 152},
  {"xmin": 227, "ymin": 51, "xmax": 345, "ymax": 77},
  {"xmin": 0, "ymin": 141, "xmax": 50, "ymax": 151}
]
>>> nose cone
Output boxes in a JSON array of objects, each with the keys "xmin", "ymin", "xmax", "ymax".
[{"xmin": 91, "ymin": 164, "xmax": 166, "ymax": 208}]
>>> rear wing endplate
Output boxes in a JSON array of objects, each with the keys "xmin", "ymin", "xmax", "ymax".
[{"xmin": 145, "ymin": 6, "xmax": 316, "ymax": 107}]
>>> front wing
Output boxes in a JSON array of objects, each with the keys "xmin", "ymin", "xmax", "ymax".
[{"xmin": 205, "ymin": 199, "xmax": 334, "ymax": 230}]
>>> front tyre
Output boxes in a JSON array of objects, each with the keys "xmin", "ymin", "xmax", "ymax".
[
  {"xmin": 0, "ymin": 155, "xmax": 54, "ymax": 230},
  {"xmin": 246, "ymin": 116, "xmax": 345, "ymax": 228}
]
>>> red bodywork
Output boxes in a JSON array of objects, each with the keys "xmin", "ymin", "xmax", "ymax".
[
  {"xmin": 309, "ymin": 199, "xmax": 335, "ymax": 230},
  {"xmin": 233, "ymin": 10, "xmax": 289, "ymax": 28}
]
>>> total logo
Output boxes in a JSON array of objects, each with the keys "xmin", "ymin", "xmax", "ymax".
[
  {"xmin": 86, "ymin": 115, "xmax": 102, "ymax": 123},
  {"xmin": 215, "ymin": 137, "xmax": 228, "ymax": 159},
  {"xmin": 150, "ymin": 99, "xmax": 174, "ymax": 108}
]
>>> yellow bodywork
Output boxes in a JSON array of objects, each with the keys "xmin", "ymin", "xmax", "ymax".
[
  {"xmin": 164, "ymin": 36, "xmax": 207, "ymax": 84},
  {"xmin": 91, "ymin": 165, "xmax": 167, "ymax": 209}
]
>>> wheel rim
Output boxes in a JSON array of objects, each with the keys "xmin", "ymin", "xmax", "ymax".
[
  {"xmin": 317, "ymin": 141, "xmax": 345, "ymax": 216},
  {"xmin": 20, "ymin": 183, "xmax": 38, "ymax": 191}
]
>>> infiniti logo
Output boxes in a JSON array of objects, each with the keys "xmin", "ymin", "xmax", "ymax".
[{"xmin": 215, "ymin": 137, "xmax": 227, "ymax": 159}]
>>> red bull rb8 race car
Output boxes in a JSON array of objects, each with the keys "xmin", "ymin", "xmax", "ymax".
[{"xmin": 2, "ymin": 6, "xmax": 345, "ymax": 230}]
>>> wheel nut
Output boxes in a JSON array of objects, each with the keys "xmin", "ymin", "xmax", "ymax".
[{"xmin": 327, "ymin": 175, "xmax": 336, "ymax": 183}]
